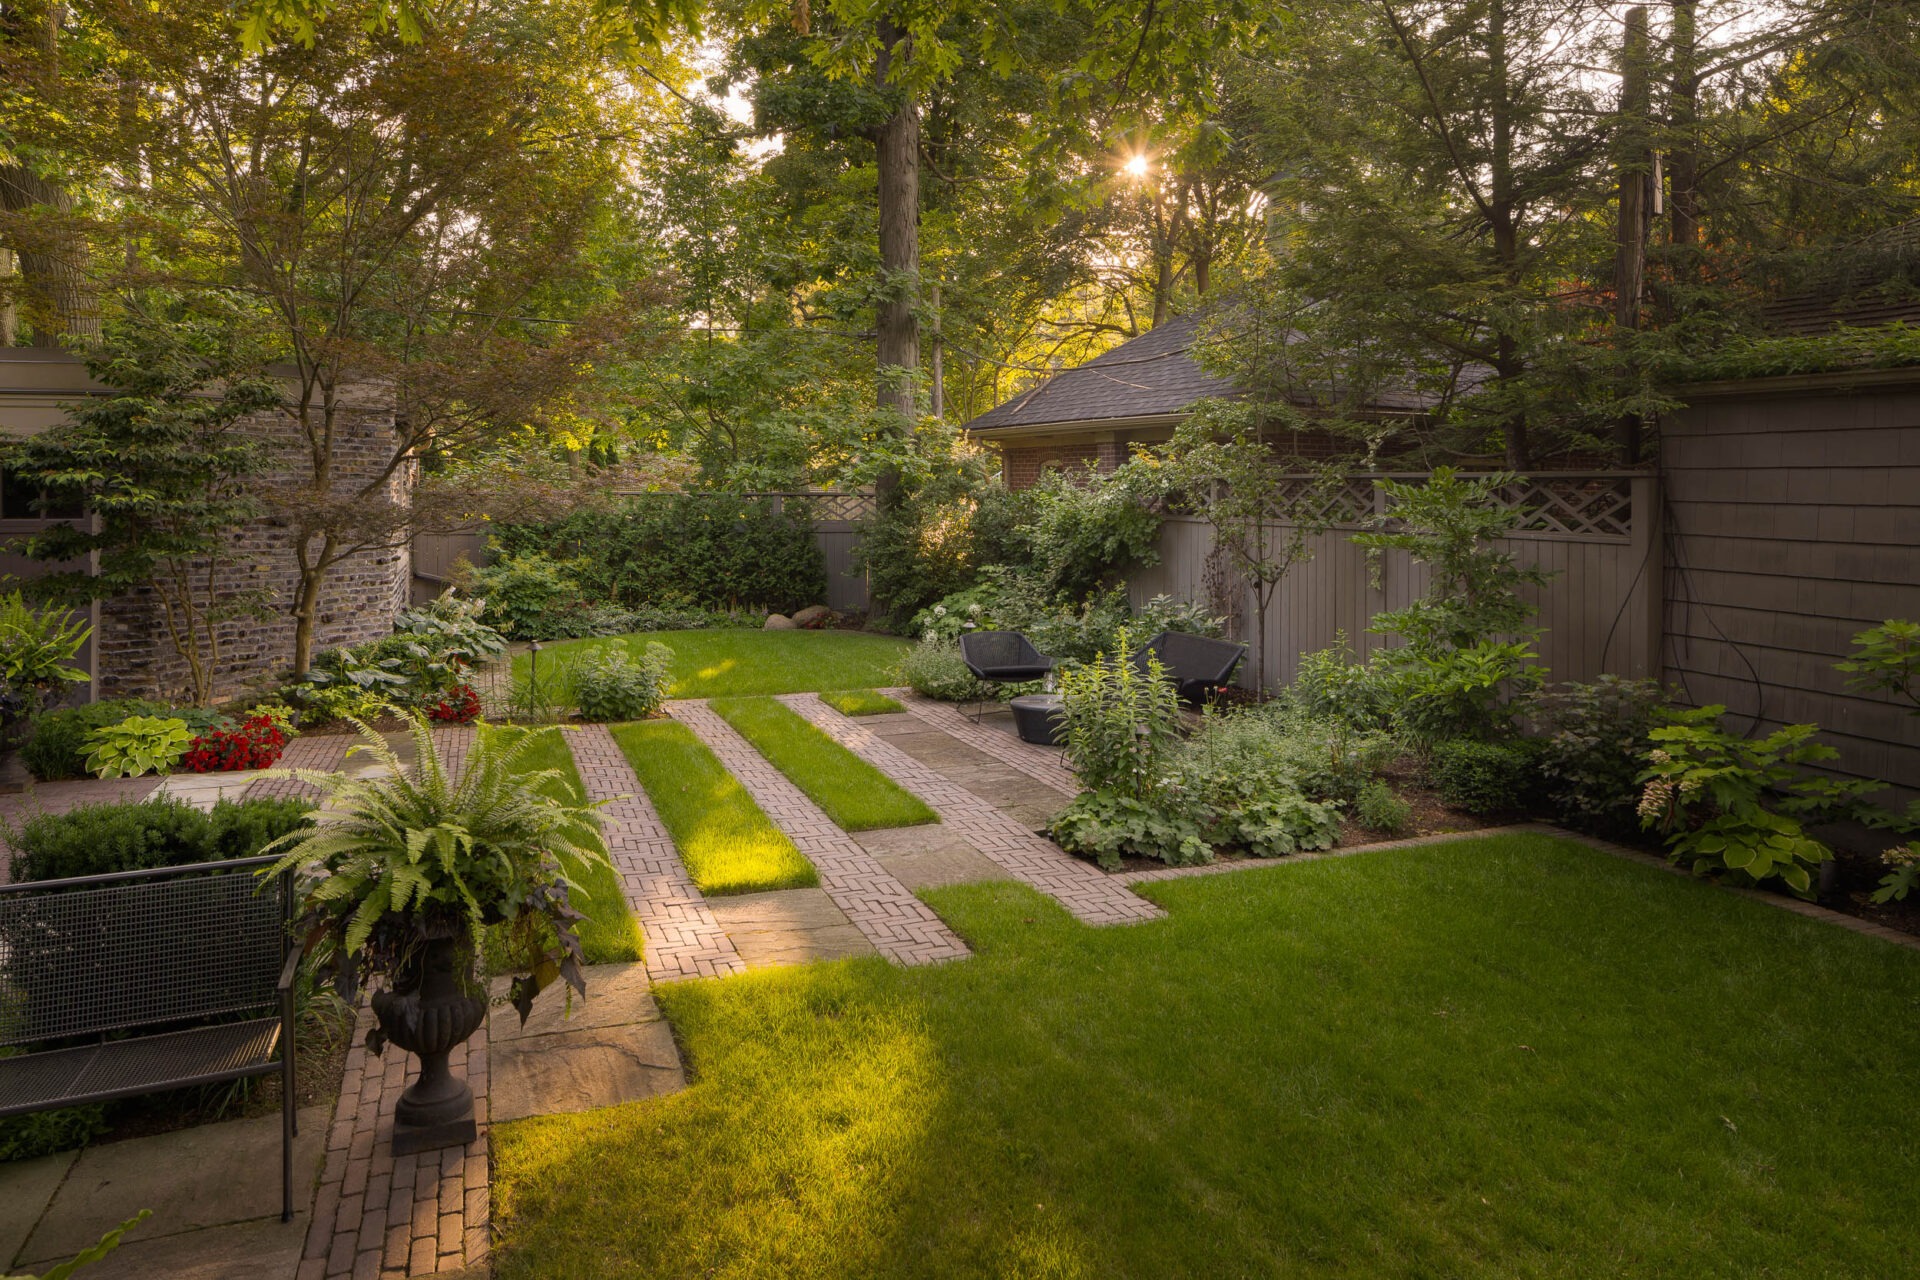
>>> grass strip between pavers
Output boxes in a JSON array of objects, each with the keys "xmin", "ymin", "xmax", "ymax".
[
  {"xmin": 511, "ymin": 630, "xmax": 913, "ymax": 700},
  {"xmin": 710, "ymin": 696, "xmax": 936, "ymax": 833},
  {"xmin": 819, "ymin": 688, "xmax": 904, "ymax": 716},
  {"xmin": 610, "ymin": 720, "xmax": 818, "ymax": 896},
  {"xmin": 490, "ymin": 832, "xmax": 1920, "ymax": 1279},
  {"xmin": 481, "ymin": 724, "xmax": 643, "ymax": 966}
]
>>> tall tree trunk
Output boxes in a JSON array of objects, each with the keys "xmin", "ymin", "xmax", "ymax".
[
  {"xmin": 0, "ymin": 3, "xmax": 97, "ymax": 345},
  {"xmin": 1612, "ymin": 5, "xmax": 1651, "ymax": 466},
  {"xmin": 873, "ymin": 16, "xmax": 919, "ymax": 426},
  {"xmin": 1668, "ymin": 0, "xmax": 1700, "ymax": 253}
]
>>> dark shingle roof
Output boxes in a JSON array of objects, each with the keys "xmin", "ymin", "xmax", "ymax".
[{"xmin": 963, "ymin": 315, "xmax": 1235, "ymax": 434}]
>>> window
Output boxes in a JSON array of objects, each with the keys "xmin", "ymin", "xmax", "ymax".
[{"xmin": 0, "ymin": 468, "xmax": 84, "ymax": 520}]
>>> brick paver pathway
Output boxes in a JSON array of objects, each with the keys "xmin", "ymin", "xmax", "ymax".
[
  {"xmin": 243, "ymin": 731, "xmax": 355, "ymax": 803},
  {"xmin": 886, "ymin": 690, "xmax": 1079, "ymax": 796},
  {"xmin": 302, "ymin": 1007, "xmax": 490, "ymax": 1279},
  {"xmin": 669, "ymin": 701, "xmax": 969, "ymax": 967},
  {"xmin": 783, "ymin": 694, "xmax": 1162, "ymax": 926},
  {"xmin": 569, "ymin": 723, "xmax": 745, "ymax": 982}
]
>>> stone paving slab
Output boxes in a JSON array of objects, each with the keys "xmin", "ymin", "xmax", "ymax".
[
  {"xmin": 707, "ymin": 887, "xmax": 881, "ymax": 968},
  {"xmin": 78, "ymin": 1214, "xmax": 312, "ymax": 1280},
  {"xmin": 784, "ymin": 694, "xmax": 1162, "ymax": 927},
  {"xmin": 14, "ymin": 1104, "xmax": 326, "ymax": 1266},
  {"xmin": 670, "ymin": 700, "xmax": 970, "ymax": 967},
  {"xmin": 887, "ymin": 689, "xmax": 1079, "ymax": 795},
  {"xmin": 486, "ymin": 961, "xmax": 687, "ymax": 1122},
  {"xmin": 0, "ymin": 1151, "xmax": 76, "ymax": 1267},
  {"xmin": 852, "ymin": 825, "xmax": 1012, "ymax": 891},
  {"xmin": 569, "ymin": 723, "xmax": 745, "ymax": 983}
]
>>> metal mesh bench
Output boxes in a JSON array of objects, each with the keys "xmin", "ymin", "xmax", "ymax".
[
  {"xmin": 1129, "ymin": 631, "xmax": 1249, "ymax": 705},
  {"xmin": 958, "ymin": 631, "xmax": 1057, "ymax": 721},
  {"xmin": 0, "ymin": 855, "xmax": 302, "ymax": 1222}
]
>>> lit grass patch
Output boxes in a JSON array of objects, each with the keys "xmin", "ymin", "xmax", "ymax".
[
  {"xmin": 710, "ymin": 696, "xmax": 935, "ymax": 833},
  {"xmin": 611, "ymin": 720, "xmax": 817, "ymax": 895},
  {"xmin": 819, "ymin": 688, "xmax": 903, "ymax": 716},
  {"xmin": 493, "ymin": 832, "xmax": 1920, "ymax": 1279},
  {"xmin": 511, "ymin": 631, "xmax": 911, "ymax": 700},
  {"xmin": 480, "ymin": 724, "xmax": 642, "ymax": 966}
]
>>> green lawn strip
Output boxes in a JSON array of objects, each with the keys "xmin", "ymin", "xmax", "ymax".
[
  {"xmin": 511, "ymin": 630, "xmax": 912, "ymax": 700},
  {"xmin": 709, "ymin": 696, "xmax": 936, "ymax": 833},
  {"xmin": 480, "ymin": 725, "xmax": 642, "ymax": 967},
  {"xmin": 492, "ymin": 832, "xmax": 1920, "ymax": 1279},
  {"xmin": 819, "ymin": 688, "xmax": 904, "ymax": 716},
  {"xmin": 610, "ymin": 720, "xmax": 817, "ymax": 896}
]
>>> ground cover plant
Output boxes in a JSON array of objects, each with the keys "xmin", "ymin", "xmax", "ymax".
[
  {"xmin": 819, "ymin": 689, "xmax": 903, "ymax": 716},
  {"xmin": 611, "ymin": 721, "xmax": 817, "ymax": 895},
  {"xmin": 484, "ymin": 725, "xmax": 643, "ymax": 966},
  {"xmin": 515, "ymin": 631, "xmax": 911, "ymax": 701},
  {"xmin": 491, "ymin": 832, "xmax": 1920, "ymax": 1279},
  {"xmin": 710, "ymin": 697, "xmax": 935, "ymax": 832}
]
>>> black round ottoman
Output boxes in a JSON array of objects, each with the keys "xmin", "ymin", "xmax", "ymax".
[{"xmin": 1009, "ymin": 693, "xmax": 1066, "ymax": 746}]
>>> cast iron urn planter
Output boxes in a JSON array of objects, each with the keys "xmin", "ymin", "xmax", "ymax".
[{"xmin": 371, "ymin": 932, "xmax": 489, "ymax": 1155}]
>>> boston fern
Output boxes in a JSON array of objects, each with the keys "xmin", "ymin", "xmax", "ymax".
[{"xmin": 262, "ymin": 714, "xmax": 609, "ymax": 1026}]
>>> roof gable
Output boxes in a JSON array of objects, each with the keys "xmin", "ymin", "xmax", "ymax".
[{"xmin": 963, "ymin": 315, "xmax": 1235, "ymax": 434}]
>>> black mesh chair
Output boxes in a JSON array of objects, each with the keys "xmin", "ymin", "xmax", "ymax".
[
  {"xmin": 0, "ymin": 856, "xmax": 302, "ymax": 1222},
  {"xmin": 1129, "ymin": 631, "xmax": 1249, "ymax": 705},
  {"xmin": 958, "ymin": 631, "xmax": 1056, "ymax": 720}
]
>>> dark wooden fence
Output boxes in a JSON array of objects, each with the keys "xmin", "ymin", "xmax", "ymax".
[{"xmin": 1128, "ymin": 472, "xmax": 1664, "ymax": 689}]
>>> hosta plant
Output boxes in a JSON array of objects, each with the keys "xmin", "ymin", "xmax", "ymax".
[
  {"xmin": 1637, "ymin": 706, "xmax": 1871, "ymax": 899},
  {"xmin": 261, "ymin": 713, "xmax": 610, "ymax": 1025},
  {"xmin": 84, "ymin": 715, "xmax": 192, "ymax": 778}
]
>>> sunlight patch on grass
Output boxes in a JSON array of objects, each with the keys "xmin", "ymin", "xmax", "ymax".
[
  {"xmin": 510, "ymin": 630, "xmax": 912, "ymax": 699},
  {"xmin": 611, "ymin": 720, "xmax": 817, "ymax": 895},
  {"xmin": 710, "ymin": 696, "xmax": 935, "ymax": 832},
  {"xmin": 819, "ymin": 688, "xmax": 904, "ymax": 717},
  {"xmin": 492, "ymin": 833, "xmax": 1920, "ymax": 1279}
]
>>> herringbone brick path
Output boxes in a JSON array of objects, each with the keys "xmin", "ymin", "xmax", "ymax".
[
  {"xmin": 242, "ymin": 731, "xmax": 353, "ymax": 803},
  {"xmin": 301, "ymin": 1007, "xmax": 489, "ymax": 1278},
  {"xmin": 783, "ymin": 694, "xmax": 1162, "ymax": 926},
  {"xmin": 569, "ymin": 723, "xmax": 745, "ymax": 982},
  {"xmin": 887, "ymin": 690, "xmax": 1079, "ymax": 796},
  {"xmin": 669, "ymin": 701, "xmax": 969, "ymax": 966}
]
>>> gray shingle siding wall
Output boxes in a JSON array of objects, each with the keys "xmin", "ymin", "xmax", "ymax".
[{"xmin": 1663, "ymin": 378, "xmax": 1920, "ymax": 794}]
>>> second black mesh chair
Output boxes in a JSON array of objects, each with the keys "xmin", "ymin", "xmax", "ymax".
[
  {"xmin": 1129, "ymin": 630, "xmax": 1248, "ymax": 705},
  {"xmin": 958, "ymin": 630, "xmax": 1056, "ymax": 720}
]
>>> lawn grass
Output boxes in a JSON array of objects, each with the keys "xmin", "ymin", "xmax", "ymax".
[
  {"xmin": 492, "ymin": 832, "xmax": 1920, "ymax": 1279},
  {"xmin": 481, "ymin": 725, "xmax": 642, "ymax": 966},
  {"xmin": 511, "ymin": 630, "xmax": 912, "ymax": 700},
  {"xmin": 710, "ymin": 696, "xmax": 935, "ymax": 832},
  {"xmin": 611, "ymin": 720, "xmax": 817, "ymax": 895},
  {"xmin": 819, "ymin": 688, "xmax": 904, "ymax": 716}
]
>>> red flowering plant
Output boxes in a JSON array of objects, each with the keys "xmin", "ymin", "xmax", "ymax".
[
  {"xmin": 182, "ymin": 713, "xmax": 288, "ymax": 772},
  {"xmin": 429, "ymin": 683, "xmax": 482, "ymax": 724}
]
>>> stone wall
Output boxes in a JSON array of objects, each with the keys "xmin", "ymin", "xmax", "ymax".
[{"xmin": 95, "ymin": 398, "xmax": 412, "ymax": 701}]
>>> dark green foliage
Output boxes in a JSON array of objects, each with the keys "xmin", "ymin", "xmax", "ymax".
[
  {"xmin": 493, "ymin": 494, "xmax": 825, "ymax": 616},
  {"xmin": 1428, "ymin": 739, "xmax": 1541, "ymax": 816},
  {"xmin": 21, "ymin": 699, "xmax": 170, "ymax": 781},
  {"xmin": 858, "ymin": 475, "xmax": 1023, "ymax": 627},
  {"xmin": 1356, "ymin": 779, "xmax": 1413, "ymax": 836},
  {"xmin": 1049, "ymin": 791, "xmax": 1210, "ymax": 872},
  {"xmin": 1022, "ymin": 464, "xmax": 1164, "ymax": 602},
  {"xmin": 1529, "ymin": 677, "xmax": 1665, "ymax": 838},
  {"xmin": 1287, "ymin": 635, "xmax": 1391, "ymax": 731},
  {"xmin": 460, "ymin": 551, "xmax": 591, "ymax": 642},
  {"xmin": 0, "ymin": 1104, "xmax": 108, "ymax": 1163},
  {"xmin": 7, "ymin": 797, "xmax": 315, "ymax": 883}
]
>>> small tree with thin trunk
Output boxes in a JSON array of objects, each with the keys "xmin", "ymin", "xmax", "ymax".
[
  {"xmin": 1155, "ymin": 401, "xmax": 1344, "ymax": 695},
  {"xmin": 1, "ymin": 314, "xmax": 278, "ymax": 703}
]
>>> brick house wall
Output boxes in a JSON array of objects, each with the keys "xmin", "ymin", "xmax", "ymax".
[
  {"xmin": 95, "ymin": 398, "xmax": 413, "ymax": 701},
  {"xmin": 0, "ymin": 351, "xmax": 411, "ymax": 703},
  {"xmin": 996, "ymin": 424, "xmax": 1350, "ymax": 490}
]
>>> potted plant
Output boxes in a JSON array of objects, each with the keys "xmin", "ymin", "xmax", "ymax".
[{"xmin": 262, "ymin": 712, "xmax": 608, "ymax": 1154}]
